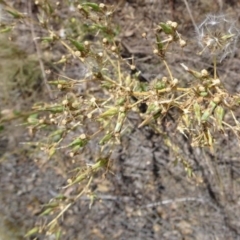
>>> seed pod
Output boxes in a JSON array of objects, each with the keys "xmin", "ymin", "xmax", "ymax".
[
  {"xmin": 193, "ymin": 102, "xmax": 201, "ymax": 124},
  {"xmin": 200, "ymin": 92, "xmax": 208, "ymax": 97},
  {"xmin": 201, "ymin": 101, "xmax": 217, "ymax": 122},
  {"xmin": 49, "ymin": 129, "xmax": 64, "ymax": 142},
  {"xmin": 116, "ymin": 97, "xmax": 126, "ymax": 106},
  {"xmin": 188, "ymin": 69, "xmax": 203, "ymax": 79},
  {"xmin": 207, "ymin": 129, "xmax": 214, "ymax": 149},
  {"xmin": 214, "ymin": 105, "xmax": 224, "ymax": 130},
  {"xmin": 99, "ymin": 133, "xmax": 113, "ymax": 145},
  {"xmin": 114, "ymin": 112, "xmax": 126, "ymax": 134},
  {"xmin": 99, "ymin": 107, "xmax": 118, "ymax": 118},
  {"xmin": 69, "ymin": 137, "xmax": 88, "ymax": 148},
  {"xmin": 182, "ymin": 114, "xmax": 190, "ymax": 128},
  {"xmin": 48, "ymin": 106, "xmax": 64, "ymax": 113}
]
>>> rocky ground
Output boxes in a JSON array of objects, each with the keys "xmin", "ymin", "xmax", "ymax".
[{"xmin": 1, "ymin": 0, "xmax": 240, "ymax": 239}]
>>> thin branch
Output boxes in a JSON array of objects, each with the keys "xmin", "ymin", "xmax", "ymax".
[
  {"xmin": 140, "ymin": 197, "xmax": 219, "ymax": 211},
  {"xmin": 28, "ymin": 2, "xmax": 53, "ymax": 99},
  {"xmin": 182, "ymin": 0, "xmax": 199, "ymax": 35}
]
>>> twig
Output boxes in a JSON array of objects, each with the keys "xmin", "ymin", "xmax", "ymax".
[
  {"xmin": 28, "ymin": 2, "xmax": 53, "ymax": 99},
  {"xmin": 140, "ymin": 197, "xmax": 218, "ymax": 211},
  {"xmin": 182, "ymin": 0, "xmax": 199, "ymax": 35}
]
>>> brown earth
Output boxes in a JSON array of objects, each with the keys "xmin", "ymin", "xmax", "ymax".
[{"xmin": 1, "ymin": 0, "xmax": 240, "ymax": 239}]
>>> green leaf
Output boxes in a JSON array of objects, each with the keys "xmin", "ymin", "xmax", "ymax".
[
  {"xmin": 82, "ymin": 2, "xmax": 100, "ymax": 12},
  {"xmin": 0, "ymin": 26, "xmax": 13, "ymax": 33},
  {"xmin": 69, "ymin": 138, "xmax": 88, "ymax": 148},
  {"xmin": 56, "ymin": 230, "xmax": 62, "ymax": 240},
  {"xmin": 99, "ymin": 133, "xmax": 113, "ymax": 145},
  {"xmin": 68, "ymin": 38, "xmax": 85, "ymax": 52},
  {"xmin": 25, "ymin": 227, "xmax": 39, "ymax": 237},
  {"xmin": 47, "ymin": 106, "xmax": 64, "ymax": 113},
  {"xmin": 156, "ymin": 34, "xmax": 164, "ymax": 50},
  {"xmin": 6, "ymin": 8, "xmax": 24, "ymax": 18},
  {"xmin": 159, "ymin": 22, "xmax": 174, "ymax": 35},
  {"xmin": 40, "ymin": 208, "xmax": 53, "ymax": 216},
  {"xmin": 27, "ymin": 114, "xmax": 39, "ymax": 124}
]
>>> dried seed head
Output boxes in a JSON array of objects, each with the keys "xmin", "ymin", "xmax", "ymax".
[
  {"xmin": 84, "ymin": 41, "xmax": 90, "ymax": 46},
  {"xmin": 198, "ymin": 86, "xmax": 206, "ymax": 92},
  {"xmin": 179, "ymin": 39, "xmax": 187, "ymax": 48},
  {"xmin": 172, "ymin": 78, "xmax": 179, "ymax": 86},
  {"xmin": 119, "ymin": 106, "xmax": 126, "ymax": 113},
  {"xmin": 50, "ymin": 118, "xmax": 56, "ymax": 124},
  {"xmin": 99, "ymin": 3, "xmax": 105, "ymax": 9},
  {"xmin": 62, "ymin": 99, "xmax": 68, "ymax": 105},
  {"xmin": 39, "ymin": 119, "xmax": 45, "ymax": 124},
  {"xmin": 98, "ymin": 52, "xmax": 103, "ymax": 57},
  {"xmin": 71, "ymin": 101, "xmax": 79, "ymax": 109},
  {"xmin": 75, "ymin": 51, "xmax": 81, "ymax": 57},
  {"xmin": 111, "ymin": 46, "xmax": 117, "ymax": 52},
  {"xmin": 165, "ymin": 87, "xmax": 171, "ymax": 92},
  {"xmin": 69, "ymin": 152, "xmax": 75, "ymax": 158},
  {"xmin": 162, "ymin": 77, "xmax": 168, "ymax": 83},
  {"xmin": 61, "ymin": 119, "xmax": 68, "ymax": 125},
  {"xmin": 80, "ymin": 133, "xmax": 86, "ymax": 139},
  {"xmin": 90, "ymin": 97, "xmax": 96, "ymax": 103},
  {"xmin": 125, "ymin": 87, "xmax": 131, "ymax": 92},
  {"xmin": 201, "ymin": 69, "xmax": 209, "ymax": 77},
  {"xmin": 130, "ymin": 65, "xmax": 136, "ymax": 70},
  {"xmin": 142, "ymin": 32, "xmax": 147, "ymax": 38},
  {"xmin": 197, "ymin": 14, "xmax": 240, "ymax": 62},
  {"xmin": 170, "ymin": 21, "xmax": 178, "ymax": 29},
  {"xmin": 166, "ymin": 20, "xmax": 173, "ymax": 26},
  {"xmin": 213, "ymin": 96, "xmax": 221, "ymax": 104},
  {"xmin": 102, "ymin": 38, "xmax": 108, "ymax": 44},
  {"xmin": 212, "ymin": 78, "xmax": 221, "ymax": 85}
]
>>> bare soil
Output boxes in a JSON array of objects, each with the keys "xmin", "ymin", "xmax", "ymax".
[{"xmin": 1, "ymin": 1, "xmax": 240, "ymax": 239}]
